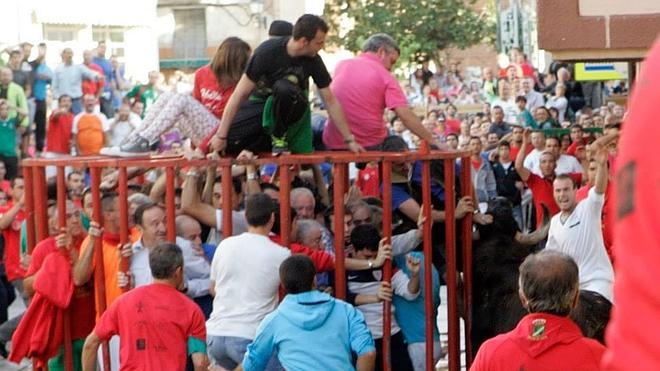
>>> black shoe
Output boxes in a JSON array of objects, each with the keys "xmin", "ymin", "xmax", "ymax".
[{"xmin": 100, "ymin": 136, "xmax": 151, "ymax": 157}]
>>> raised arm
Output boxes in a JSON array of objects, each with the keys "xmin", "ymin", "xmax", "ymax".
[
  {"xmin": 181, "ymin": 167, "xmax": 218, "ymax": 228},
  {"xmin": 515, "ymin": 128, "xmax": 532, "ymax": 181},
  {"xmin": 590, "ymin": 133, "xmax": 619, "ymax": 195}
]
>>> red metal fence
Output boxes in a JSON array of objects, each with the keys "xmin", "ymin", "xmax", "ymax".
[{"xmin": 21, "ymin": 146, "xmax": 473, "ymax": 371}]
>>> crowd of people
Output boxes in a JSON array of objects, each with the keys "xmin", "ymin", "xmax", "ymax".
[{"xmin": 0, "ymin": 11, "xmax": 629, "ymax": 371}]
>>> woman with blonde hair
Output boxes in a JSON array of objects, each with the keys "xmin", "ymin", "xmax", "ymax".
[{"xmin": 102, "ymin": 37, "xmax": 252, "ymax": 157}]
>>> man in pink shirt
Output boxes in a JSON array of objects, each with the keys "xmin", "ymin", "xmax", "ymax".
[{"xmin": 322, "ymin": 33, "xmax": 441, "ymax": 150}]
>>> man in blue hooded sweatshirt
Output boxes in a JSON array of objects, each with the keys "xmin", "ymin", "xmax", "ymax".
[{"xmin": 240, "ymin": 255, "xmax": 376, "ymax": 371}]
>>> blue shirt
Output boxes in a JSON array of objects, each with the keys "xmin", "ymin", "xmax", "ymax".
[
  {"xmin": 32, "ymin": 63, "xmax": 53, "ymax": 101},
  {"xmin": 93, "ymin": 56, "xmax": 114, "ymax": 92},
  {"xmin": 52, "ymin": 63, "xmax": 97, "ymax": 99},
  {"xmin": 243, "ymin": 291, "xmax": 375, "ymax": 371},
  {"xmin": 393, "ymin": 252, "xmax": 440, "ymax": 343}
]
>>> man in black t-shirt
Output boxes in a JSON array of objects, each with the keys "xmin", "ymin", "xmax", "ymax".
[{"xmin": 211, "ymin": 14, "xmax": 363, "ymax": 155}]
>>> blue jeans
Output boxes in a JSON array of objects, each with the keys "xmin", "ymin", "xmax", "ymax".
[
  {"xmin": 71, "ymin": 97, "xmax": 83, "ymax": 115},
  {"xmin": 208, "ymin": 335, "xmax": 283, "ymax": 370}
]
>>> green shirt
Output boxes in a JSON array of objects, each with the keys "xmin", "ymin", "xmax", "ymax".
[
  {"xmin": 0, "ymin": 117, "xmax": 18, "ymax": 157},
  {"xmin": 518, "ymin": 109, "xmax": 537, "ymax": 129},
  {"xmin": 126, "ymin": 84, "xmax": 159, "ymax": 118}
]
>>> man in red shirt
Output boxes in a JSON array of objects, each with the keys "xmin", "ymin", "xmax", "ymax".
[
  {"xmin": 81, "ymin": 243, "xmax": 209, "ymax": 371},
  {"xmin": 515, "ymin": 129, "xmax": 581, "ymax": 228},
  {"xmin": 0, "ymin": 177, "xmax": 27, "ymax": 293},
  {"xmin": 602, "ymin": 39, "xmax": 660, "ymax": 371},
  {"xmin": 470, "ymin": 250, "xmax": 605, "ymax": 371},
  {"xmin": 23, "ymin": 200, "xmax": 94, "ymax": 371},
  {"xmin": 46, "ymin": 95, "xmax": 74, "ymax": 155}
]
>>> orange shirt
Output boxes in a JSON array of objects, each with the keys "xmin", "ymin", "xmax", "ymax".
[
  {"xmin": 79, "ymin": 232, "xmax": 123, "ymax": 318},
  {"xmin": 73, "ymin": 111, "xmax": 108, "ymax": 155}
]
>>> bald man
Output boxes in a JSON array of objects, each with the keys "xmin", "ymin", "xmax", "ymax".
[
  {"xmin": 471, "ymin": 251, "xmax": 605, "ymax": 371},
  {"xmin": 176, "ymin": 214, "xmax": 213, "ymax": 317}
]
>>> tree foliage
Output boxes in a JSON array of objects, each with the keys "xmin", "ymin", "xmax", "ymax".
[{"xmin": 324, "ymin": 0, "xmax": 496, "ymax": 67}]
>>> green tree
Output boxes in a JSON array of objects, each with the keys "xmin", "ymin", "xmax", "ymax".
[{"xmin": 324, "ymin": 0, "xmax": 496, "ymax": 68}]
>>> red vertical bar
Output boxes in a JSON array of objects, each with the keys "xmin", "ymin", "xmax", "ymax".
[
  {"xmin": 381, "ymin": 160, "xmax": 393, "ymax": 371},
  {"xmin": 33, "ymin": 166, "xmax": 48, "ymax": 242},
  {"xmin": 118, "ymin": 166, "xmax": 130, "ymax": 293},
  {"xmin": 56, "ymin": 166, "xmax": 74, "ymax": 371},
  {"xmin": 22, "ymin": 166, "xmax": 35, "ymax": 253},
  {"xmin": 278, "ymin": 163, "xmax": 291, "ymax": 247},
  {"xmin": 90, "ymin": 167, "xmax": 111, "ymax": 371},
  {"xmin": 165, "ymin": 166, "xmax": 177, "ymax": 242},
  {"xmin": 421, "ymin": 158, "xmax": 435, "ymax": 371},
  {"xmin": 444, "ymin": 158, "xmax": 459, "ymax": 371},
  {"xmin": 221, "ymin": 163, "xmax": 233, "ymax": 239},
  {"xmin": 460, "ymin": 156, "xmax": 474, "ymax": 366},
  {"xmin": 332, "ymin": 162, "xmax": 346, "ymax": 300}
]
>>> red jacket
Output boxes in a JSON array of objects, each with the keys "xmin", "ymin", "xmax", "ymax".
[
  {"xmin": 269, "ymin": 234, "xmax": 335, "ymax": 273},
  {"xmin": 470, "ymin": 313, "xmax": 605, "ymax": 371},
  {"xmin": 10, "ymin": 251, "xmax": 74, "ymax": 366}
]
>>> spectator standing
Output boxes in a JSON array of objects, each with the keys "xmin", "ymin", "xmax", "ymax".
[
  {"xmin": 72, "ymin": 94, "xmax": 109, "ymax": 156},
  {"xmin": 125, "ymin": 71, "xmax": 160, "ymax": 118},
  {"xmin": 0, "ymin": 68, "xmax": 29, "ymax": 131},
  {"xmin": 81, "ymin": 50, "xmax": 105, "ymax": 101},
  {"xmin": 471, "ymin": 251, "xmax": 605, "ymax": 371},
  {"xmin": 544, "ymin": 136, "xmax": 583, "ymax": 175},
  {"xmin": 30, "ymin": 43, "xmax": 52, "ymax": 154},
  {"xmin": 515, "ymin": 96, "xmax": 536, "ymax": 128},
  {"xmin": 546, "ymin": 83, "xmax": 569, "ymax": 123},
  {"xmin": 45, "ymin": 95, "xmax": 74, "ymax": 155},
  {"xmin": 466, "ymin": 136, "xmax": 497, "ymax": 203},
  {"xmin": 491, "ymin": 79, "xmax": 517, "ymax": 124},
  {"xmin": 0, "ymin": 99, "xmax": 26, "ymax": 178},
  {"xmin": 52, "ymin": 48, "xmax": 99, "ymax": 114},
  {"xmin": 7, "ymin": 50, "xmax": 31, "ymax": 98},
  {"xmin": 241, "ymin": 255, "xmax": 376, "ymax": 371},
  {"xmin": 81, "ymin": 243, "xmax": 209, "ymax": 371},
  {"xmin": 0, "ymin": 177, "xmax": 27, "ymax": 306},
  {"xmin": 522, "ymin": 130, "xmax": 546, "ymax": 176},
  {"xmin": 491, "ymin": 141, "xmax": 524, "ymax": 228},
  {"xmin": 93, "ymin": 41, "xmax": 115, "ymax": 118}
]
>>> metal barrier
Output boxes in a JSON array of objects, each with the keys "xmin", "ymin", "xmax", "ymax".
[{"xmin": 21, "ymin": 146, "xmax": 473, "ymax": 371}]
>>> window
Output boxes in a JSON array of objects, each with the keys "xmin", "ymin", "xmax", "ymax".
[
  {"xmin": 43, "ymin": 24, "xmax": 83, "ymax": 42},
  {"xmin": 92, "ymin": 26, "xmax": 128, "ymax": 60},
  {"xmin": 172, "ymin": 9, "xmax": 207, "ymax": 60}
]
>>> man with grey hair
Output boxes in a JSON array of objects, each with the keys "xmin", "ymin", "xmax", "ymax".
[
  {"xmin": 323, "ymin": 33, "xmax": 442, "ymax": 150},
  {"xmin": 470, "ymin": 250, "xmax": 605, "ymax": 370}
]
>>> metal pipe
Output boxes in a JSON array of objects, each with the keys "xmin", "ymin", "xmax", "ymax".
[
  {"xmin": 221, "ymin": 164, "xmax": 233, "ymax": 239},
  {"xmin": 381, "ymin": 161, "xmax": 393, "ymax": 371},
  {"xmin": 460, "ymin": 156, "xmax": 474, "ymax": 366},
  {"xmin": 56, "ymin": 166, "xmax": 74, "ymax": 371},
  {"xmin": 444, "ymin": 159, "xmax": 459, "ymax": 371},
  {"xmin": 165, "ymin": 166, "xmax": 177, "ymax": 242},
  {"xmin": 90, "ymin": 167, "xmax": 111, "ymax": 371},
  {"xmin": 118, "ymin": 166, "xmax": 130, "ymax": 293},
  {"xmin": 421, "ymin": 158, "xmax": 435, "ymax": 371},
  {"xmin": 33, "ymin": 166, "xmax": 47, "ymax": 242},
  {"xmin": 22, "ymin": 166, "xmax": 35, "ymax": 253},
  {"xmin": 332, "ymin": 163, "xmax": 346, "ymax": 300},
  {"xmin": 278, "ymin": 163, "xmax": 291, "ymax": 247}
]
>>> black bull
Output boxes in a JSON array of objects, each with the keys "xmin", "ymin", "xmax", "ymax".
[{"xmin": 469, "ymin": 197, "xmax": 612, "ymax": 354}]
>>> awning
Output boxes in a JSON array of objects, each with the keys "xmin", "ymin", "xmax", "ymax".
[
  {"xmin": 159, "ymin": 58, "xmax": 209, "ymax": 70},
  {"xmin": 33, "ymin": 0, "xmax": 157, "ymax": 27}
]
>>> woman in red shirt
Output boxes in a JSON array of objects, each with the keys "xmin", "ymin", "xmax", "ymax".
[{"xmin": 101, "ymin": 37, "xmax": 251, "ymax": 157}]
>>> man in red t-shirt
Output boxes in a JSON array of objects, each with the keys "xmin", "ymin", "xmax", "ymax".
[
  {"xmin": 81, "ymin": 243, "xmax": 209, "ymax": 371},
  {"xmin": 471, "ymin": 250, "xmax": 605, "ymax": 371},
  {"xmin": 81, "ymin": 50, "xmax": 105, "ymax": 99},
  {"xmin": 515, "ymin": 129, "xmax": 581, "ymax": 228},
  {"xmin": 602, "ymin": 40, "xmax": 660, "ymax": 371},
  {"xmin": 0, "ymin": 177, "xmax": 27, "ymax": 289},
  {"xmin": 24, "ymin": 200, "xmax": 94, "ymax": 370},
  {"xmin": 46, "ymin": 95, "xmax": 74, "ymax": 155}
]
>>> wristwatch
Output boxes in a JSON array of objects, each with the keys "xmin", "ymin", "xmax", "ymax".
[
  {"xmin": 344, "ymin": 135, "xmax": 356, "ymax": 144},
  {"xmin": 367, "ymin": 260, "xmax": 373, "ymax": 269},
  {"xmin": 247, "ymin": 172, "xmax": 258, "ymax": 181}
]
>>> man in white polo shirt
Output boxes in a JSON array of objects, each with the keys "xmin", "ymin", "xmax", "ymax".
[{"xmin": 545, "ymin": 134, "xmax": 617, "ymax": 302}]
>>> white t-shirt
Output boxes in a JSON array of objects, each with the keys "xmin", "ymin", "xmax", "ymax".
[
  {"xmin": 546, "ymin": 188, "xmax": 614, "ymax": 301},
  {"xmin": 206, "ymin": 232, "xmax": 291, "ymax": 339},
  {"xmin": 108, "ymin": 115, "xmax": 141, "ymax": 147},
  {"xmin": 213, "ymin": 209, "xmax": 248, "ymax": 241}
]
